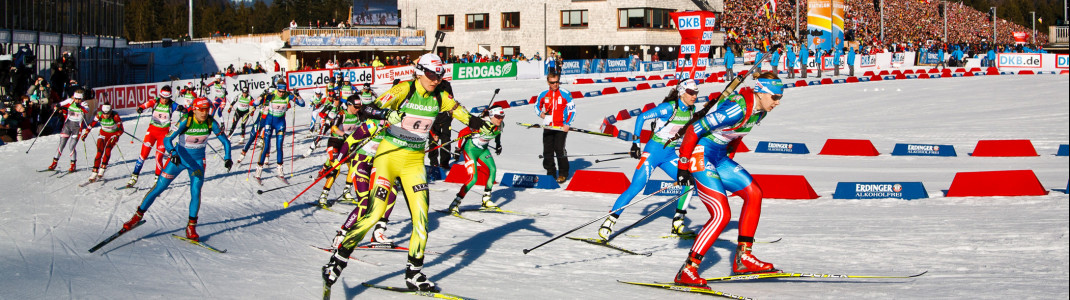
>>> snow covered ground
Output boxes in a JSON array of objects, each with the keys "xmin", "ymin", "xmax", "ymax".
[{"xmin": 1, "ymin": 73, "xmax": 1067, "ymax": 299}]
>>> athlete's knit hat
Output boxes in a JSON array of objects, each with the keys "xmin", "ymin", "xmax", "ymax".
[
  {"xmin": 192, "ymin": 98, "xmax": 211, "ymax": 110},
  {"xmin": 754, "ymin": 78, "xmax": 784, "ymax": 95},
  {"xmin": 676, "ymin": 78, "xmax": 699, "ymax": 95},
  {"xmin": 415, "ymin": 53, "xmax": 446, "ymax": 78}
]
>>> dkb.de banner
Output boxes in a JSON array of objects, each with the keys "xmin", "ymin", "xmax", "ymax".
[{"xmin": 452, "ymin": 61, "xmax": 517, "ymax": 80}]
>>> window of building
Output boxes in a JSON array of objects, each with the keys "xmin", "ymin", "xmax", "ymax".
[
  {"xmin": 502, "ymin": 46, "xmax": 520, "ymax": 57},
  {"xmin": 467, "ymin": 13, "xmax": 489, "ymax": 30},
  {"xmin": 561, "ymin": 10, "xmax": 589, "ymax": 27},
  {"xmin": 502, "ymin": 12, "xmax": 520, "ymax": 29},
  {"xmin": 618, "ymin": 8, "xmax": 675, "ymax": 29},
  {"xmin": 438, "ymin": 15, "xmax": 455, "ymax": 31}
]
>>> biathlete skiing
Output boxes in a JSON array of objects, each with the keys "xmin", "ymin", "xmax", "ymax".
[
  {"xmin": 47, "ymin": 89, "xmax": 91, "ymax": 172},
  {"xmin": 254, "ymin": 80, "xmax": 305, "ymax": 182},
  {"xmin": 119, "ymin": 98, "xmax": 233, "ymax": 242},
  {"xmin": 672, "ymin": 71, "xmax": 786, "ymax": 287},
  {"xmin": 445, "ymin": 105, "xmax": 505, "ymax": 213},
  {"xmin": 128, "ymin": 85, "xmax": 178, "ymax": 187},
  {"xmin": 82, "ymin": 102, "xmax": 124, "ymax": 182},
  {"xmin": 597, "ymin": 79, "xmax": 699, "ymax": 241},
  {"xmin": 322, "ymin": 53, "xmax": 495, "ymax": 292}
]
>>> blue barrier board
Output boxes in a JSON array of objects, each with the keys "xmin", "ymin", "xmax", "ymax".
[
  {"xmin": 500, "ymin": 173, "xmax": 560, "ymax": 189},
  {"xmin": 754, "ymin": 141, "xmax": 810, "ymax": 154},
  {"xmin": 890, "ymin": 143, "xmax": 957, "ymax": 156}
]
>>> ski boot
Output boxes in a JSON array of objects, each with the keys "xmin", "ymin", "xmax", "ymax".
[
  {"xmin": 317, "ymin": 189, "xmax": 330, "ymax": 207},
  {"xmin": 446, "ymin": 196, "xmax": 462, "ymax": 214},
  {"xmin": 480, "ymin": 192, "xmax": 499, "ymax": 209},
  {"xmin": 97, "ymin": 166, "xmax": 107, "ymax": 179},
  {"xmin": 598, "ymin": 214, "xmax": 618, "ymax": 241},
  {"xmin": 341, "ymin": 186, "xmax": 355, "ymax": 203},
  {"xmin": 670, "ymin": 209, "xmax": 696, "ymax": 237},
  {"xmin": 185, "ymin": 217, "xmax": 200, "ymax": 242},
  {"xmin": 674, "ymin": 252, "xmax": 708, "ymax": 287},
  {"xmin": 275, "ymin": 167, "xmax": 286, "ymax": 179},
  {"xmin": 405, "ymin": 256, "xmax": 439, "ymax": 292},
  {"xmin": 48, "ymin": 158, "xmax": 59, "ymax": 171},
  {"xmin": 732, "ymin": 239, "xmax": 780, "ymax": 275},
  {"xmin": 331, "ymin": 229, "xmax": 346, "ymax": 250},
  {"xmin": 305, "ymin": 145, "xmax": 315, "ymax": 157},
  {"xmin": 126, "ymin": 174, "xmax": 139, "ymax": 187},
  {"xmin": 122, "ymin": 209, "xmax": 146, "ymax": 231},
  {"xmin": 322, "ymin": 247, "xmax": 353, "ymax": 287},
  {"xmin": 236, "ymin": 151, "xmax": 246, "ymax": 164},
  {"xmin": 255, "ymin": 164, "xmax": 264, "ymax": 179},
  {"xmin": 89, "ymin": 168, "xmax": 100, "ymax": 182},
  {"xmin": 69, "ymin": 160, "xmax": 77, "ymax": 172},
  {"xmin": 369, "ymin": 221, "xmax": 393, "ymax": 245}
]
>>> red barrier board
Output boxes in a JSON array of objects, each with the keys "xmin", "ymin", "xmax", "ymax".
[
  {"xmin": 636, "ymin": 83, "xmax": 652, "ymax": 90},
  {"xmin": 750, "ymin": 174, "xmax": 820, "ymax": 199},
  {"xmin": 818, "ymin": 139, "xmax": 880, "ymax": 156},
  {"xmin": 945, "ymin": 170, "xmax": 1047, "ymax": 197},
  {"xmin": 491, "ymin": 100, "xmax": 510, "ymax": 109},
  {"xmin": 602, "ymin": 87, "xmax": 619, "ymax": 95},
  {"xmin": 565, "ymin": 170, "xmax": 631, "ymax": 194},
  {"xmin": 615, "ymin": 109, "xmax": 631, "ymax": 121},
  {"xmin": 575, "ymin": 78, "xmax": 594, "ymax": 84},
  {"xmin": 444, "ymin": 163, "xmax": 492, "ymax": 186},
  {"xmin": 971, "ymin": 140, "xmax": 1038, "ymax": 157},
  {"xmin": 571, "ymin": 91, "xmax": 584, "ymax": 99}
]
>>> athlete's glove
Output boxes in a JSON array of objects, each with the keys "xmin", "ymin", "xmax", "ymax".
[
  {"xmin": 176, "ymin": 105, "xmax": 188, "ymax": 114},
  {"xmin": 494, "ymin": 144, "xmax": 503, "ymax": 155},
  {"xmin": 224, "ymin": 159, "xmax": 233, "ymax": 170},
  {"xmin": 386, "ymin": 110, "xmax": 404, "ymax": 125},
  {"xmin": 136, "ymin": 107, "xmax": 144, "ymax": 114},
  {"xmin": 676, "ymin": 167, "xmax": 693, "ymax": 186},
  {"xmin": 630, "ymin": 143, "xmax": 642, "ymax": 159},
  {"xmin": 169, "ymin": 150, "xmax": 181, "ymax": 165}
]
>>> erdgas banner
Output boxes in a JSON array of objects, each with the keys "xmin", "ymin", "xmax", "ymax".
[{"xmin": 452, "ymin": 61, "xmax": 517, "ymax": 80}]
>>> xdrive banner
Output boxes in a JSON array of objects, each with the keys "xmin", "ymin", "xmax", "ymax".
[{"xmin": 452, "ymin": 61, "xmax": 517, "ymax": 80}]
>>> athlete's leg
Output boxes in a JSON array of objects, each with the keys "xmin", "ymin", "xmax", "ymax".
[
  {"xmin": 186, "ymin": 157, "xmax": 207, "ymax": 219},
  {"xmin": 609, "ymin": 153, "xmax": 656, "ymax": 212},
  {"xmin": 716, "ymin": 157, "xmax": 762, "ymax": 239},
  {"xmin": 687, "ymin": 145, "xmax": 732, "ymax": 256},
  {"xmin": 137, "ymin": 160, "xmax": 184, "ymax": 212}
]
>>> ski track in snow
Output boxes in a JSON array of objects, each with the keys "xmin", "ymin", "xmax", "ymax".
[{"xmin": 0, "ymin": 73, "xmax": 1067, "ymax": 299}]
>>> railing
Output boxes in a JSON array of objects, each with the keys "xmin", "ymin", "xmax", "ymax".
[
  {"xmin": 128, "ymin": 33, "xmax": 282, "ymax": 49},
  {"xmin": 281, "ymin": 27, "xmax": 425, "ymax": 40},
  {"xmin": 1050, "ymin": 26, "xmax": 1068, "ymax": 45}
]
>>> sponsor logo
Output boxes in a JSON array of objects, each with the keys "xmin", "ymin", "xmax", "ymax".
[
  {"xmin": 696, "ymin": 58, "xmax": 710, "ymax": 67},
  {"xmin": 906, "ymin": 144, "xmax": 940, "ymax": 154},
  {"xmin": 704, "ymin": 17, "xmax": 717, "ymax": 28},
  {"xmin": 998, "ymin": 54, "xmax": 1042, "ymax": 68},
  {"xmin": 1057, "ymin": 54, "xmax": 1069, "ymax": 69},
  {"xmin": 680, "ymin": 44, "xmax": 697, "ymax": 54},
  {"xmin": 456, "ymin": 63, "xmax": 515, "ymax": 80},
  {"xmin": 374, "ymin": 186, "xmax": 389, "ymax": 199},
  {"xmin": 860, "ymin": 55, "xmax": 877, "ymax": 67},
  {"xmin": 702, "ymin": 31, "xmax": 714, "ymax": 41},
  {"xmin": 412, "ymin": 183, "xmax": 428, "ymax": 192},
  {"xmin": 767, "ymin": 142, "xmax": 794, "ymax": 152},
  {"xmin": 678, "ymin": 16, "xmax": 701, "ymax": 30},
  {"xmin": 854, "ymin": 183, "xmax": 903, "ymax": 198},
  {"xmin": 402, "ymin": 102, "xmax": 437, "ymax": 112},
  {"xmin": 700, "ymin": 44, "xmax": 711, "ymax": 54},
  {"xmin": 607, "ymin": 60, "xmax": 627, "ymax": 68}
]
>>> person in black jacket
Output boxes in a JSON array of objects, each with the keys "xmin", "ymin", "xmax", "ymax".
[{"xmin": 427, "ymin": 80, "xmax": 454, "ymax": 167}]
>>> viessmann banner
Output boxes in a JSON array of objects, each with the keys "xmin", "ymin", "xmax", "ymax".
[{"xmin": 452, "ymin": 61, "xmax": 517, "ymax": 80}]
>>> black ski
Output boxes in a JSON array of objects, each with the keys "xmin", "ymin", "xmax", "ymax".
[
  {"xmin": 88, "ymin": 220, "xmax": 146, "ymax": 253},
  {"xmin": 434, "ymin": 209, "xmax": 485, "ymax": 223},
  {"xmin": 567, "ymin": 236, "xmax": 652, "ymax": 256},
  {"xmin": 459, "ymin": 207, "xmax": 549, "ymax": 217},
  {"xmin": 171, "ymin": 234, "xmax": 227, "ymax": 253}
]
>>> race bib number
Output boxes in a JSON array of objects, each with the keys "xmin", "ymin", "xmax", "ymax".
[
  {"xmin": 235, "ymin": 101, "xmax": 250, "ymax": 110},
  {"xmin": 270, "ymin": 102, "xmax": 288, "ymax": 115},
  {"xmin": 184, "ymin": 134, "xmax": 209, "ymax": 149},
  {"xmin": 67, "ymin": 111, "xmax": 83, "ymax": 122},
  {"xmin": 151, "ymin": 110, "xmax": 171, "ymax": 126},
  {"xmin": 390, "ymin": 115, "xmax": 434, "ymax": 142},
  {"xmin": 655, "ymin": 124, "xmax": 684, "ymax": 140}
]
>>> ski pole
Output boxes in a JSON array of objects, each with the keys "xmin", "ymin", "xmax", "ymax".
[
  {"xmin": 25, "ymin": 110, "xmax": 58, "ymax": 154},
  {"xmin": 478, "ymin": 88, "xmax": 501, "ymax": 117},
  {"xmin": 595, "ymin": 156, "xmax": 630, "ymax": 163},
  {"xmin": 606, "ymin": 192, "xmax": 687, "ymax": 242},
  {"xmin": 113, "ymin": 136, "xmax": 134, "ymax": 175},
  {"xmin": 129, "ymin": 112, "xmax": 142, "ymax": 144},
  {"xmin": 425, "ymin": 131, "xmax": 472, "ymax": 153},
  {"xmin": 539, "ymin": 152, "xmax": 628, "ymax": 158},
  {"xmin": 246, "ymin": 126, "xmax": 265, "ymax": 181},
  {"xmin": 290, "ymin": 107, "xmax": 295, "ymax": 178},
  {"xmin": 285, "ymin": 126, "xmax": 382, "ymax": 208},
  {"xmin": 122, "ymin": 131, "xmax": 144, "ymax": 144},
  {"xmin": 523, "ymin": 184, "xmax": 678, "ymax": 255}
]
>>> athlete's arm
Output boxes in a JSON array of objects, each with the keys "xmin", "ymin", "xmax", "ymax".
[
  {"xmin": 632, "ymin": 102, "xmax": 673, "ymax": 143},
  {"xmin": 211, "ymin": 120, "xmax": 233, "ymax": 159}
]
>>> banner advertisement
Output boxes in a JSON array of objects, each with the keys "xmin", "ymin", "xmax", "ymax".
[
  {"xmin": 915, "ymin": 51, "xmax": 943, "ymax": 66},
  {"xmin": 452, "ymin": 61, "xmax": 517, "ymax": 80},
  {"xmin": 226, "ymin": 73, "xmax": 280, "ymax": 95},
  {"xmin": 859, "ymin": 55, "xmax": 877, "ymax": 68},
  {"xmin": 743, "ymin": 51, "xmax": 758, "ymax": 64},
  {"xmin": 996, "ymin": 53, "xmax": 1043, "ymax": 68},
  {"xmin": 286, "ymin": 67, "xmax": 374, "ymax": 90},
  {"xmin": 806, "ymin": 0, "xmax": 845, "ymax": 53},
  {"xmin": 671, "ymin": 11, "xmax": 717, "ymax": 80},
  {"xmin": 833, "ymin": 182, "xmax": 929, "ymax": 200},
  {"xmin": 560, "ymin": 59, "xmax": 585, "ymax": 75},
  {"xmin": 890, "ymin": 143, "xmax": 957, "ymax": 157},
  {"xmin": 93, "ymin": 83, "xmax": 157, "ymax": 110},
  {"xmin": 1058, "ymin": 54, "xmax": 1069, "ymax": 69},
  {"xmin": 288, "ymin": 36, "xmax": 423, "ymax": 47},
  {"xmin": 605, "ymin": 58, "xmax": 631, "ymax": 73}
]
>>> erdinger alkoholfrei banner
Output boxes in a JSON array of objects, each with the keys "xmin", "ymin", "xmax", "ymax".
[
  {"xmin": 806, "ymin": 0, "xmax": 844, "ymax": 53},
  {"xmin": 670, "ymin": 11, "xmax": 717, "ymax": 81}
]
